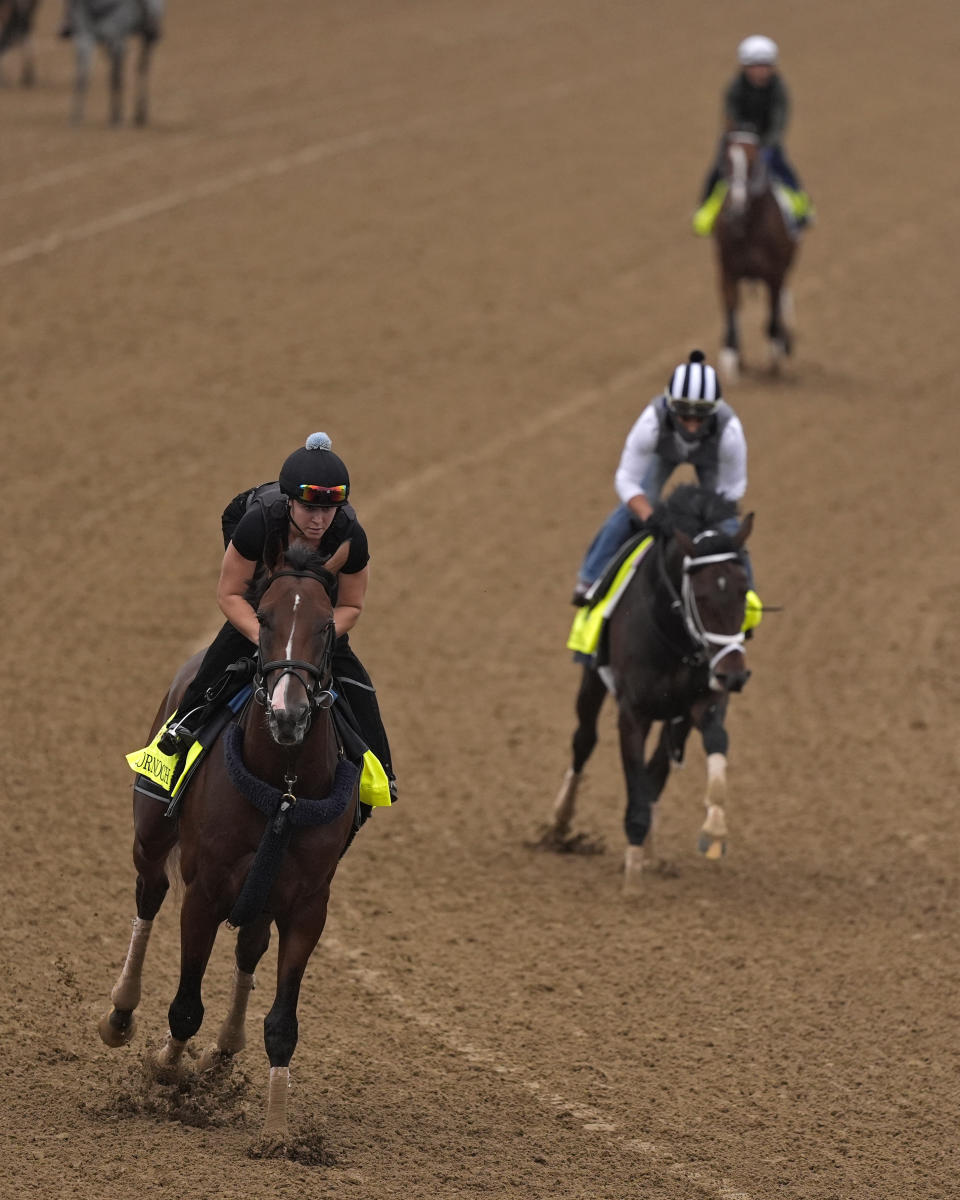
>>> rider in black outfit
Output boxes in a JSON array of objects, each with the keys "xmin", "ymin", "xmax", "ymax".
[{"xmin": 156, "ymin": 433, "xmax": 394, "ymax": 795}]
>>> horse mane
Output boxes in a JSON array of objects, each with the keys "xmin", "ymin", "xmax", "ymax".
[
  {"xmin": 646, "ymin": 484, "xmax": 739, "ymax": 543},
  {"xmin": 248, "ymin": 544, "xmax": 338, "ymax": 605}
]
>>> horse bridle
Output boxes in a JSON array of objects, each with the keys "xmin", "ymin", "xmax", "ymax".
[
  {"xmin": 253, "ymin": 569, "xmax": 337, "ymax": 715},
  {"xmin": 655, "ymin": 534, "xmax": 746, "ymax": 681}
]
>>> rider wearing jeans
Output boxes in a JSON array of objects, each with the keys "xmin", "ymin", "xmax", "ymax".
[
  {"xmin": 573, "ymin": 350, "xmax": 751, "ymax": 601},
  {"xmin": 693, "ymin": 35, "xmax": 812, "ymax": 235}
]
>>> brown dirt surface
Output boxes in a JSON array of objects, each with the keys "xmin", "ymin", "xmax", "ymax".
[{"xmin": 2, "ymin": 2, "xmax": 958, "ymax": 1198}]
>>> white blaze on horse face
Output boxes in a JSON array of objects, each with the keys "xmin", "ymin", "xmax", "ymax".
[
  {"xmin": 729, "ymin": 143, "xmax": 748, "ymax": 213},
  {"xmin": 273, "ymin": 592, "xmax": 301, "ymax": 712}
]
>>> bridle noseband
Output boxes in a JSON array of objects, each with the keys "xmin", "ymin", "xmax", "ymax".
[{"xmin": 253, "ymin": 569, "xmax": 337, "ymax": 716}]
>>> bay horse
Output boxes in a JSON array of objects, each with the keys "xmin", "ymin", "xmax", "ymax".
[
  {"xmin": 546, "ymin": 486, "xmax": 753, "ymax": 891},
  {"xmin": 713, "ymin": 129, "xmax": 797, "ymax": 383},
  {"xmin": 68, "ymin": 0, "xmax": 162, "ymax": 125},
  {"xmin": 99, "ymin": 541, "xmax": 360, "ymax": 1148},
  {"xmin": 0, "ymin": 0, "xmax": 38, "ymax": 86}
]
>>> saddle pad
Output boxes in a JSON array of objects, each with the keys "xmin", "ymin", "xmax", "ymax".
[
  {"xmin": 567, "ymin": 536, "xmax": 653, "ymax": 658},
  {"xmin": 129, "ymin": 685, "xmax": 253, "ymax": 811}
]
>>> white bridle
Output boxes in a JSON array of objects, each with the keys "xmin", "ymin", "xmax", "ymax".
[{"xmin": 680, "ymin": 549, "xmax": 746, "ymax": 682}]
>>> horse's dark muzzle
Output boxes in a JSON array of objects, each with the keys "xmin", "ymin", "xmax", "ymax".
[{"xmin": 721, "ymin": 669, "xmax": 751, "ymax": 694}]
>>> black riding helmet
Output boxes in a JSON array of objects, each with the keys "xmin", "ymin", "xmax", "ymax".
[{"xmin": 278, "ymin": 432, "xmax": 350, "ymax": 507}]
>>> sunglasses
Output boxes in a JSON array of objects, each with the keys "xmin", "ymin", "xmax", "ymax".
[
  {"xmin": 291, "ymin": 482, "xmax": 348, "ymax": 506},
  {"xmin": 670, "ymin": 399, "xmax": 715, "ymax": 420}
]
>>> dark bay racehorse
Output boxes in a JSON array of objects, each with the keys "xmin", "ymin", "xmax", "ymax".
[
  {"xmin": 546, "ymin": 486, "xmax": 753, "ymax": 891},
  {"xmin": 0, "ymin": 0, "xmax": 38, "ymax": 85},
  {"xmin": 714, "ymin": 130, "xmax": 797, "ymax": 383},
  {"xmin": 69, "ymin": 0, "xmax": 162, "ymax": 125},
  {"xmin": 99, "ymin": 542, "xmax": 360, "ymax": 1147}
]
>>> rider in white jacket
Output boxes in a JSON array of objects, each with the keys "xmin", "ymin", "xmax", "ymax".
[{"xmin": 574, "ymin": 350, "xmax": 750, "ymax": 602}]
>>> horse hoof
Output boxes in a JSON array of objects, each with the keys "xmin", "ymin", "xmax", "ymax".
[
  {"xmin": 197, "ymin": 1045, "xmax": 234, "ymax": 1074},
  {"xmin": 718, "ymin": 348, "xmax": 739, "ymax": 384},
  {"xmin": 98, "ymin": 1008, "xmax": 137, "ymax": 1048},
  {"xmin": 697, "ymin": 832, "xmax": 726, "ymax": 859}
]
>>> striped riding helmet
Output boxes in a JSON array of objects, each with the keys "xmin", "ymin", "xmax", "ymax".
[
  {"xmin": 665, "ymin": 350, "xmax": 722, "ymax": 420},
  {"xmin": 738, "ymin": 35, "xmax": 778, "ymax": 67}
]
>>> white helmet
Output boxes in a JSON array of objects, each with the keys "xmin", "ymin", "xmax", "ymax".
[{"xmin": 738, "ymin": 35, "xmax": 778, "ymax": 67}]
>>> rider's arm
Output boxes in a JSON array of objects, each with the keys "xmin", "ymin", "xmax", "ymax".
[
  {"xmin": 216, "ymin": 543, "xmax": 261, "ymax": 644},
  {"xmin": 614, "ymin": 406, "xmax": 660, "ymax": 522},
  {"xmin": 335, "ymin": 566, "xmax": 368, "ymax": 637},
  {"xmin": 716, "ymin": 417, "xmax": 748, "ymax": 501}
]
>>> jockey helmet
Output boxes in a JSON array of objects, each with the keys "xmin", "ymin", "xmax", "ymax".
[
  {"xmin": 738, "ymin": 35, "xmax": 778, "ymax": 67},
  {"xmin": 278, "ymin": 432, "xmax": 350, "ymax": 507},
  {"xmin": 665, "ymin": 350, "xmax": 722, "ymax": 421}
]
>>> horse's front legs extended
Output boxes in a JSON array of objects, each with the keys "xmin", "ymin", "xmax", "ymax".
[
  {"xmin": 618, "ymin": 706, "xmax": 658, "ymax": 891},
  {"xmin": 548, "ymin": 665, "xmax": 607, "ymax": 840},
  {"xmin": 718, "ymin": 271, "xmax": 741, "ymax": 383},
  {"xmin": 98, "ymin": 795, "xmax": 178, "ymax": 1048},
  {"xmin": 692, "ymin": 695, "xmax": 732, "ymax": 859},
  {"xmin": 156, "ymin": 884, "xmax": 222, "ymax": 1073},
  {"xmin": 259, "ymin": 910, "xmax": 329, "ymax": 1142},
  {"xmin": 197, "ymin": 916, "xmax": 272, "ymax": 1072}
]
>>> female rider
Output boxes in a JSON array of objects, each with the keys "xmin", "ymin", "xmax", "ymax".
[{"xmin": 156, "ymin": 432, "xmax": 394, "ymax": 797}]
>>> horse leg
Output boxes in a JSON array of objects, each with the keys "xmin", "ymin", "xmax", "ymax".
[
  {"xmin": 71, "ymin": 33, "xmax": 94, "ymax": 124},
  {"xmin": 197, "ymin": 915, "xmax": 272, "ymax": 1071},
  {"xmin": 549, "ymin": 665, "xmax": 607, "ymax": 839},
  {"xmin": 618, "ymin": 707, "xmax": 657, "ymax": 891},
  {"xmin": 19, "ymin": 28, "xmax": 35, "ymax": 86},
  {"xmin": 156, "ymin": 884, "xmax": 222, "ymax": 1072},
  {"xmin": 765, "ymin": 279, "xmax": 792, "ymax": 370},
  {"xmin": 132, "ymin": 34, "xmax": 153, "ymax": 125},
  {"xmin": 98, "ymin": 795, "xmax": 178, "ymax": 1048},
  {"xmin": 692, "ymin": 696, "xmax": 732, "ymax": 859},
  {"xmin": 107, "ymin": 41, "xmax": 125, "ymax": 125},
  {"xmin": 260, "ymin": 914, "xmax": 328, "ymax": 1141},
  {"xmin": 718, "ymin": 272, "xmax": 740, "ymax": 383}
]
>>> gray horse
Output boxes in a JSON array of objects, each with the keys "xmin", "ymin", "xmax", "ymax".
[
  {"xmin": 0, "ymin": 0, "xmax": 39, "ymax": 87},
  {"xmin": 65, "ymin": 0, "xmax": 164, "ymax": 125}
]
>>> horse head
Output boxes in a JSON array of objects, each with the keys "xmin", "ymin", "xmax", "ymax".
[
  {"xmin": 672, "ymin": 514, "xmax": 754, "ymax": 693},
  {"xmin": 253, "ymin": 541, "xmax": 350, "ymax": 746}
]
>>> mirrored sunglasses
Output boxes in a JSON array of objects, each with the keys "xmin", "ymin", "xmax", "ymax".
[
  {"xmin": 292, "ymin": 482, "xmax": 348, "ymax": 506},
  {"xmin": 670, "ymin": 399, "xmax": 715, "ymax": 420}
]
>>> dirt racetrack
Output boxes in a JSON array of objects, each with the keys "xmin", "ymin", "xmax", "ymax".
[{"xmin": 1, "ymin": 2, "xmax": 958, "ymax": 1197}]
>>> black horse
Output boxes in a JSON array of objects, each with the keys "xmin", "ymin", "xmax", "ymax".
[{"xmin": 546, "ymin": 485, "xmax": 753, "ymax": 890}]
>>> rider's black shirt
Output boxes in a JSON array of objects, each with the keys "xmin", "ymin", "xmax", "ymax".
[
  {"xmin": 723, "ymin": 72, "xmax": 789, "ymax": 145},
  {"xmin": 230, "ymin": 494, "xmax": 369, "ymax": 576}
]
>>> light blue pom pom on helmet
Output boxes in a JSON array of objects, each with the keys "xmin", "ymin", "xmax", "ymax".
[{"xmin": 279, "ymin": 432, "xmax": 350, "ymax": 506}]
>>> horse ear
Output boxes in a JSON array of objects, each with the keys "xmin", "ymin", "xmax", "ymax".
[
  {"xmin": 674, "ymin": 529, "xmax": 695, "ymax": 556},
  {"xmin": 733, "ymin": 512, "xmax": 754, "ymax": 549},
  {"xmin": 323, "ymin": 539, "xmax": 351, "ymax": 575}
]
